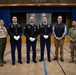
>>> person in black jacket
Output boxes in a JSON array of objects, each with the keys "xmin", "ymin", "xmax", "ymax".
[
  {"xmin": 39, "ymin": 17, "xmax": 52, "ymax": 62},
  {"xmin": 7, "ymin": 16, "xmax": 23, "ymax": 65},
  {"xmin": 24, "ymin": 17, "xmax": 38, "ymax": 64}
]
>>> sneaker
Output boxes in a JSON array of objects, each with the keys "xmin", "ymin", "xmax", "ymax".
[
  {"xmin": 60, "ymin": 59, "xmax": 64, "ymax": 62},
  {"xmin": 0, "ymin": 63, "xmax": 3, "ymax": 67},
  {"xmin": 2, "ymin": 60, "xmax": 7, "ymax": 64},
  {"xmin": 53, "ymin": 57, "xmax": 58, "ymax": 60},
  {"xmin": 69, "ymin": 59, "xmax": 74, "ymax": 63}
]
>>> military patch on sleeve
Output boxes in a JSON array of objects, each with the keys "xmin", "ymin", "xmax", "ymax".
[
  {"xmin": 48, "ymin": 25, "xmax": 50, "ymax": 28},
  {"xmin": 18, "ymin": 25, "xmax": 20, "ymax": 28},
  {"xmin": 34, "ymin": 26, "xmax": 36, "ymax": 29},
  {"xmin": 24, "ymin": 27, "xmax": 25, "ymax": 29},
  {"xmin": 40, "ymin": 24, "xmax": 43, "ymax": 28},
  {"xmin": 11, "ymin": 25, "xmax": 13, "ymax": 28},
  {"xmin": 28, "ymin": 26, "xmax": 30, "ymax": 29}
]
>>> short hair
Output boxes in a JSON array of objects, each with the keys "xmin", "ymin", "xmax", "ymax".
[
  {"xmin": 12, "ymin": 16, "xmax": 17, "ymax": 19},
  {"xmin": 0, "ymin": 19, "xmax": 4, "ymax": 22},
  {"xmin": 58, "ymin": 15, "xmax": 62, "ymax": 19},
  {"xmin": 42, "ymin": 16, "xmax": 47, "ymax": 19},
  {"xmin": 30, "ymin": 16, "xmax": 34, "ymax": 19}
]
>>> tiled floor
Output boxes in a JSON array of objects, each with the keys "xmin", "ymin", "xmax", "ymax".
[{"xmin": 0, "ymin": 42, "xmax": 76, "ymax": 75}]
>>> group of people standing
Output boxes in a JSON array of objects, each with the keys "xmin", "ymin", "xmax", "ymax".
[{"xmin": 0, "ymin": 15, "xmax": 76, "ymax": 67}]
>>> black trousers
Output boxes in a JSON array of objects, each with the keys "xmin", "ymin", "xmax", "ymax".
[
  {"xmin": 26, "ymin": 41, "xmax": 36, "ymax": 61},
  {"xmin": 10, "ymin": 41, "xmax": 22, "ymax": 63},
  {"xmin": 40, "ymin": 40, "xmax": 51, "ymax": 60}
]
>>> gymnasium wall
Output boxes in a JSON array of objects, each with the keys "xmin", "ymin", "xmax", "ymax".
[{"xmin": 0, "ymin": 0, "xmax": 76, "ymax": 4}]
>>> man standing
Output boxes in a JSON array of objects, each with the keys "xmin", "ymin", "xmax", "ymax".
[
  {"xmin": 39, "ymin": 17, "xmax": 52, "ymax": 62},
  {"xmin": 0, "ymin": 19, "xmax": 7, "ymax": 67},
  {"xmin": 53, "ymin": 16, "xmax": 67, "ymax": 62},
  {"xmin": 24, "ymin": 17, "xmax": 38, "ymax": 64},
  {"xmin": 8, "ymin": 16, "xmax": 23, "ymax": 65},
  {"xmin": 69, "ymin": 21, "xmax": 76, "ymax": 64}
]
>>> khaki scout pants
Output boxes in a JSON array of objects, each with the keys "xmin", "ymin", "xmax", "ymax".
[
  {"xmin": 54, "ymin": 38, "xmax": 64, "ymax": 59},
  {"xmin": 0, "ymin": 38, "xmax": 7, "ymax": 64},
  {"xmin": 70, "ymin": 42, "xmax": 76, "ymax": 58}
]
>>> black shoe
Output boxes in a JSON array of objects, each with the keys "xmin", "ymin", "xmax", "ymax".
[
  {"xmin": 61, "ymin": 59, "xmax": 64, "ymax": 62},
  {"xmin": 48, "ymin": 59, "xmax": 51, "ymax": 62},
  {"xmin": 26, "ymin": 60, "xmax": 30, "ymax": 64},
  {"xmin": 39, "ymin": 59, "xmax": 43, "ymax": 62},
  {"xmin": 2, "ymin": 61, "xmax": 6, "ymax": 64},
  {"xmin": 0, "ymin": 63, "xmax": 3, "ymax": 67},
  {"xmin": 18, "ymin": 61, "xmax": 22, "ymax": 64},
  {"xmin": 53, "ymin": 57, "xmax": 58, "ymax": 60},
  {"xmin": 33, "ymin": 60, "xmax": 37, "ymax": 63},
  {"xmin": 12, "ymin": 62, "xmax": 15, "ymax": 65}
]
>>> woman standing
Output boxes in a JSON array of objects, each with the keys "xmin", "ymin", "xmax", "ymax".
[{"xmin": 0, "ymin": 19, "xmax": 7, "ymax": 67}]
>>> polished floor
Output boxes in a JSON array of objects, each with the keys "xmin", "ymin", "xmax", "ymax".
[{"xmin": 0, "ymin": 42, "xmax": 76, "ymax": 75}]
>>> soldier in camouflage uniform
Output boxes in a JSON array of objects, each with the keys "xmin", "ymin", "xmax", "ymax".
[{"xmin": 68, "ymin": 21, "xmax": 76, "ymax": 64}]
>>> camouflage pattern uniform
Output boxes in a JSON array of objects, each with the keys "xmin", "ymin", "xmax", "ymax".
[{"xmin": 68, "ymin": 27, "xmax": 76, "ymax": 63}]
